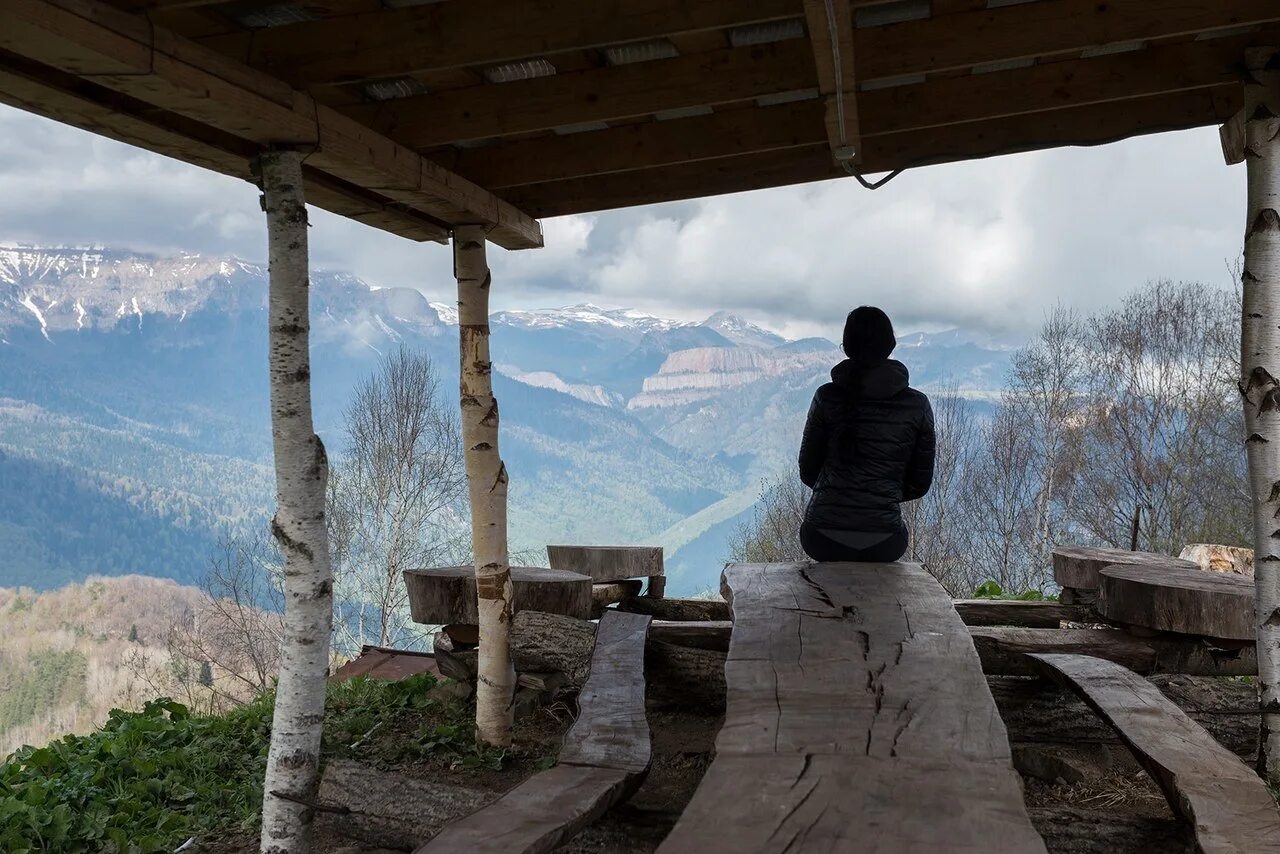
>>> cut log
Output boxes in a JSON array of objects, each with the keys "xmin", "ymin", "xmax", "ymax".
[
  {"xmin": 590, "ymin": 580, "xmax": 643, "ymax": 618},
  {"xmin": 509, "ymin": 610, "xmax": 727, "ymax": 709},
  {"xmin": 404, "ymin": 566, "xmax": 592, "ymax": 624},
  {"xmin": 615, "ymin": 596, "xmax": 730, "ymax": 622},
  {"xmin": 316, "ymin": 760, "xmax": 495, "ymax": 851},
  {"xmin": 953, "ymin": 599, "xmax": 1094, "ymax": 628},
  {"xmin": 645, "ymin": 575, "xmax": 666, "ymax": 599},
  {"xmin": 1029, "ymin": 654, "xmax": 1280, "ymax": 853},
  {"xmin": 1180, "ymin": 543, "xmax": 1254, "ymax": 576},
  {"xmin": 432, "ymin": 631, "xmax": 478, "ymax": 684},
  {"xmin": 647, "ymin": 620, "xmax": 732, "ymax": 652},
  {"xmin": 658, "ymin": 562, "xmax": 1046, "ymax": 853},
  {"xmin": 1098, "ymin": 563, "xmax": 1255, "ymax": 641},
  {"xmin": 546, "ymin": 545, "xmax": 663, "ymax": 583},
  {"xmin": 419, "ymin": 610, "xmax": 652, "ymax": 854},
  {"xmin": 1052, "ymin": 545, "xmax": 1196, "ymax": 590},
  {"xmin": 971, "ymin": 627, "xmax": 1257, "ymax": 677}
]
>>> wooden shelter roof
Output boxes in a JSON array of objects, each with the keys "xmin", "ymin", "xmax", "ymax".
[{"xmin": 2, "ymin": 0, "xmax": 1275, "ymax": 250}]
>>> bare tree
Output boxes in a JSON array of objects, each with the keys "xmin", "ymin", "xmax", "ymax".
[
  {"xmin": 327, "ymin": 347, "xmax": 467, "ymax": 654},
  {"xmin": 728, "ymin": 476, "xmax": 809, "ymax": 564}
]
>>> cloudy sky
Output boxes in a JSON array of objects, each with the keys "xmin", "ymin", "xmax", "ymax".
[{"xmin": 0, "ymin": 103, "xmax": 1244, "ymax": 342}]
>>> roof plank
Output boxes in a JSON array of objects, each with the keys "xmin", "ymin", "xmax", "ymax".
[{"xmin": 0, "ymin": 0, "xmax": 542, "ymax": 248}]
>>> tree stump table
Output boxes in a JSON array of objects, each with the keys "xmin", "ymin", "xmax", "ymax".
[
  {"xmin": 546, "ymin": 545, "xmax": 665, "ymax": 598},
  {"xmin": 1052, "ymin": 546, "xmax": 1197, "ymax": 605},
  {"xmin": 1097, "ymin": 563, "xmax": 1255, "ymax": 642},
  {"xmin": 404, "ymin": 566, "xmax": 592, "ymax": 624}
]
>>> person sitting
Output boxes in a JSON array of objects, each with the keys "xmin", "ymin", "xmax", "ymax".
[{"xmin": 797, "ymin": 306, "xmax": 935, "ymax": 563}]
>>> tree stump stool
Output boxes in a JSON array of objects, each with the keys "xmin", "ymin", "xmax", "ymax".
[
  {"xmin": 404, "ymin": 566, "xmax": 592, "ymax": 624},
  {"xmin": 1097, "ymin": 563, "xmax": 1255, "ymax": 642},
  {"xmin": 546, "ymin": 545, "xmax": 665, "ymax": 598},
  {"xmin": 1052, "ymin": 546, "xmax": 1196, "ymax": 595}
]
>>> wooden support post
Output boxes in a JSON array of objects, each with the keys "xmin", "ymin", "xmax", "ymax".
[
  {"xmin": 453, "ymin": 225, "xmax": 515, "ymax": 748},
  {"xmin": 803, "ymin": 0, "xmax": 860, "ymax": 165},
  {"xmin": 1238, "ymin": 45, "xmax": 1280, "ymax": 785},
  {"xmin": 256, "ymin": 149, "xmax": 334, "ymax": 854}
]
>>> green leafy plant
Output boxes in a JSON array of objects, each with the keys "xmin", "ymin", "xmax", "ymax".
[{"xmin": 971, "ymin": 580, "xmax": 1052, "ymax": 601}]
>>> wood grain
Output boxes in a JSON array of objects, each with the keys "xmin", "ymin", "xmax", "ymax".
[
  {"xmin": 659, "ymin": 562, "xmax": 1045, "ymax": 853},
  {"xmin": 971, "ymin": 627, "xmax": 1257, "ymax": 678},
  {"xmin": 547, "ymin": 545, "xmax": 664, "ymax": 583},
  {"xmin": 1098, "ymin": 563, "xmax": 1256, "ymax": 641},
  {"xmin": 1052, "ymin": 545, "xmax": 1196, "ymax": 589},
  {"xmin": 404, "ymin": 566, "xmax": 592, "ymax": 624},
  {"xmin": 953, "ymin": 599, "xmax": 1094, "ymax": 628},
  {"xmin": 616, "ymin": 596, "xmax": 730, "ymax": 622},
  {"xmin": 420, "ymin": 610, "xmax": 652, "ymax": 853},
  {"xmin": 1029, "ymin": 654, "xmax": 1280, "ymax": 854}
]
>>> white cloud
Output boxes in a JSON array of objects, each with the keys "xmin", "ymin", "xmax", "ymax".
[{"xmin": 0, "ymin": 103, "xmax": 1245, "ymax": 341}]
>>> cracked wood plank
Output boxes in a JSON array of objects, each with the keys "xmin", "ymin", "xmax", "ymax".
[
  {"xmin": 1029, "ymin": 653, "xmax": 1280, "ymax": 854},
  {"xmin": 659, "ymin": 562, "xmax": 1045, "ymax": 853}
]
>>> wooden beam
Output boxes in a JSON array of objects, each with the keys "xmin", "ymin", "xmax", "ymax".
[
  {"xmin": 199, "ymin": 0, "xmax": 801, "ymax": 86},
  {"xmin": 0, "ymin": 0, "xmax": 542, "ymax": 249},
  {"xmin": 350, "ymin": 39, "xmax": 816, "ymax": 149},
  {"xmin": 500, "ymin": 86, "xmax": 1240, "ymax": 217},
  {"xmin": 0, "ymin": 51, "xmax": 449, "ymax": 242},
  {"xmin": 803, "ymin": 0, "xmax": 860, "ymax": 163},
  {"xmin": 452, "ymin": 31, "xmax": 1261, "ymax": 189},
  {"xmin": 856, "ymin": 0, "xmax": 1280, "ymax": 82}
]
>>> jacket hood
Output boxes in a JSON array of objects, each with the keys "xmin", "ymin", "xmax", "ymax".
[{"xmin": 831, "ymin": 358, "xmax": 910, "ymax": 399}]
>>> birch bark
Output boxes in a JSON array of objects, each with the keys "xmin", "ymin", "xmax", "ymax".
[
  {"xmin": 256, "ymin": 150, "xmax": 335, "ymax": 851},
  {"xmin": 1240, "ymin": 47, "xmax": 1280, "ymax": 785},
  {"xmin": 453, "ymin": 225, "xmax": 515, "ymax": 747}
]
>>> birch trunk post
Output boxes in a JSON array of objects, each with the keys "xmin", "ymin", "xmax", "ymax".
[
  {"xmin": 256, "ymin": 150, "xmax": 335, "ymax": 853},
  {"xmin": 454, "ymin": 225, "xmax": 515, "ymax": 747},
  {"xmin": 1240, "ymin": 46, "xmax": 1280, "ymax": 785}
]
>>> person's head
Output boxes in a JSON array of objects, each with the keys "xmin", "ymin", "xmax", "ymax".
[{"xmin": 842, "ymin": 306, "xmax": 896, "ymax": 365}]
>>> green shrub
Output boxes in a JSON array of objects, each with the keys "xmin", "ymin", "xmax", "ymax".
[{"xmin": 971, "ymin": 580, "xmax": 1053, "ymax": 601}]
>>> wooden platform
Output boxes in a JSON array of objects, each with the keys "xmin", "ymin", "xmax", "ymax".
[
  {"xmin": 1029, "ymin": 653, "xmax": 1280, "ymax": 854},
  {"xmin": 419, "ymin": 609, "xmax": 652, "ymax": 854},
  {"xmin": 658, "ymin": 562, "xmax": 1046, "ymax": 853}
]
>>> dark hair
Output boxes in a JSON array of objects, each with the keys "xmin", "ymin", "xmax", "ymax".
[{"xmin": 842, "ymin": 306, "xmax": 896, "ymax": 365}]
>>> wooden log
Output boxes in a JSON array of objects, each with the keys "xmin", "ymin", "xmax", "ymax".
[
  {"xmin": 590, "ymin": 580, "xmax": 643, "ymax": 618},
  {"xmin": 1028, "ymin": 654, "xmax": 1280, "ymax": 853},
  {"xmin": 1052, "ymin": 545, "xmax": 1196, "ymax": 590},
  {"xmin": 1058, "ymin": 586, "xmax": 1097, "ymax": 607},
  {"xmin": 971, "ymin": 627, "xmax": 1257, "ymax": 677},
  {"xmin": 953, "ymin": 599, "xmax": 1094, "ymax": 628},
  {"xmin": 432, "ymin": 632, "xmax": 478, "ymax": 684},
  {"xmin": 615, "ymin": 596, "xmax": 730, "ymax": 622},
  {"xmin": 316, "ymin": 760, "xmax": 495, "ymax": 850},
  {"xmin": 419, "ymin": 611, "xmax": 652, "ymax": 854},
  {"xmin": 546, "ymin": 545, "xmax": 663, "ymax": 583},
  {"xmin": 648, "ymin": 620, "xmax": 732, "ymax": 653},
  {"xmin": 442, "ymin": 624, "xmax": 478, "ymax": 648},
  {"xmin": 404, "ymin": 566, "xmax": 592, "ymax": 624},
  {"xmin": 1179, "ymin": 543, "xmax": 1254, "ymax": 576},
  {"xmin": 646, "ymin": 575, "xmax": 666, "ymax": 599},
  {"xmin": 1098, "ymin": 563, "xmax": 1256, "ymax": 641},
  {"xmin": 509, "ymin": 610, "xmax": 727, "ymax": 709}
]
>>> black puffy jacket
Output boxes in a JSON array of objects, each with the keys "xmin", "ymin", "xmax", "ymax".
[{"xmin": 798, "ymin": 358, "xmax": 935, "ymax": 534}]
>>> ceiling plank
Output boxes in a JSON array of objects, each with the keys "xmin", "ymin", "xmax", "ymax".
[
  {"xmin": 200, "ymin": 0, "xmax": 802, "ymax": 86},
  {"xmin": 499, "ymin": 86, "xmax": 1241, "ymax": 217},
  {"xmin": 0, "ymin": 0, "xmax": 542, "ymax": 249},
  {"xmin": 803, "ymin": 0, "xmax": 860, "ymax": 162},
  {"xmin": 349, "ymin": 39, "xmax": 817, "ymax": 148},
  {"xmin": 448, "ymin": 32, "xmax": 1260, "ymax": 189},
  {"xmin": 857, "ymin": 0, "xmax": 1280, "ymax": 82}
]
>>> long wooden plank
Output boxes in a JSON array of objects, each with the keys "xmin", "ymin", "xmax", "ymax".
[
  {"xmin": 971, "ymin": 627, "xmax": 1257, "ymax": 677},
  {"xmin": 953, "ymin": 599, "xmax": 1094, "ymax": 628},
  {"xmin": 0, "ymin": 0, "xmax": 542, "ymax": 249},
  {"xmin": 201, "ymin": 0, "xmax": 800, "ymax": 86},
  {"xmin": 660, "ymin": 562, "xmax": 1045, "ymax": 853},
  {"xmin": 456, "ymin": 31, "xmax": 1260, "ymax": 189},
  {"xmin": 503, "ymin": 86, "xmax": 1239, "ymax": 217},
  {"xmin": 419, "ymin": 610, "xmax": 651, "ymax": 854},
  {"xmin": 1028, "ymin": 653, "xmax": 1280, "ymax": 854}
]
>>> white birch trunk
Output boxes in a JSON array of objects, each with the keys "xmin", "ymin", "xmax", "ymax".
[
  {"xmin": 257, "ymin": 150, "xmax": 335, "ymax": 851},
  {"xmin": 453, "ymin": 225, "xmax": 515, "ymax": 747},
  {"xmin": 1240, "ymin": 47, "xmax": 1280, "ymax": 785}
]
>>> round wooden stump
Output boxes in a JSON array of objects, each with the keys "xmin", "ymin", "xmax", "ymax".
[
  {"xmin": 1052, "ymin": 546, "xmax": 1196, "ymax": 590},
  {"xmin": 404, "ymin": 566, "xmax": 592, "ymax": 624},
  {"xmin": 1097, "ymin": 563, "xmax": 1255, "ymax": 641},
  {"xmin": 546, "ymin": 545, "xmax": 663, "ymax": 583}
]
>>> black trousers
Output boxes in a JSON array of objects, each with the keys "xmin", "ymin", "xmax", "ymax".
[{"xmin": 800, "ymin": 523, "xmax": 909, "ymax": 563}]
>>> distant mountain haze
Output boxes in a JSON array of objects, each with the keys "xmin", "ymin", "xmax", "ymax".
[{"xmin": 0, "ymin": 246, "xmax": 1014, "ymax": 594}]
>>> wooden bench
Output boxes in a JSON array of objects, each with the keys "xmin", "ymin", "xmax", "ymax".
[
  {"xmin": 1028, "ymin": 653, "xmax": 1280, "ymax": 854},
  {"xmin": 418, "ymin": 609, "xmax": 652, "ymax": 854},
  {"xmin": 659, "ymin": 562, "xmax": 1046, "ymax": 853}
]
